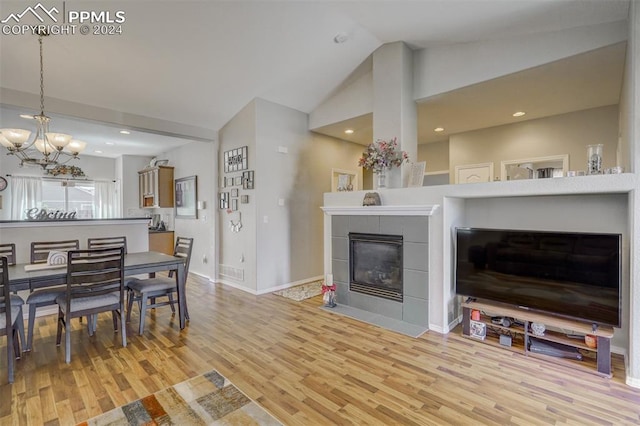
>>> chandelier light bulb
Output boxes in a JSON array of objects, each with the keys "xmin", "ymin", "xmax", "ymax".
[
  {"xmin": 45, "ymin": 132, "xmax": 72, "ymax": 148},
  {"xmin": 65, "ymin": 140, "xmax": 87, "ymax": 155},
  {"xmin": 0, "ymin": 129, "xmax": 31, "ymax": 147}
]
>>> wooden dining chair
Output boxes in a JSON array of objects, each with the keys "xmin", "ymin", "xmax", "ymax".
[
  {"xmin": 88, "ymin": 236, "xmax": 128, "ymax": 254},
  {"xmin": 126, "ymin": 237, "xmax": 193, "ymax": 334},
  {"xmin": 56, "ymin": 247, "xmax": 127, "ymax": 363},
  {"xmin": 25, "ymin": 240, "xmax": 79, "ymax": 351},
  {"xmin": 1, "ymin": 256, "xmax": 22, "ymax": 383},
  {"xmin": 0, "ymin": 244, "xmax": 26, "ymax": 351}
]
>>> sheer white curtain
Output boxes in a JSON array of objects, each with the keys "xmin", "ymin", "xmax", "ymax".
[
  {"xmin": 94, "ymin": 180, "xmax": 121, "ymax": 219},
  {"xmin": 10, "ymin": 176, "xmax": 42, "ymax": 220}
]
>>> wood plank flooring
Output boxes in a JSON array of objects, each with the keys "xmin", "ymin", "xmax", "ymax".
[{"xmin": 1, "ymin": 274, "xmax": 640, "ymax": 425}]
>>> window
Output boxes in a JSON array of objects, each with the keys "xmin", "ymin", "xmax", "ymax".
[{"xmin": 42, "ymin": 180, "xmax": 97, "ymax": 219}]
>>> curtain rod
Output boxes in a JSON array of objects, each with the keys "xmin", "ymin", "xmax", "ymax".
[{"xmin": 5, "ymin": 174, "xmax": 117, "ymax": 183}]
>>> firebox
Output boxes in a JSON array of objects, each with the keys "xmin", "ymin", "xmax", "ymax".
[{"xmin": 349, "ymin": 233, "xmax": 403, "ymax": 302}]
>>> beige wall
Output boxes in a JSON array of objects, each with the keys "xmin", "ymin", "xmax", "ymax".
[
  {"xmin": 449, "ymin": 105, "xmax": 620, "ymax": 181},
  {"xmin": 418, "ymin": 140, "xmax": 449, "ymax": 172}
]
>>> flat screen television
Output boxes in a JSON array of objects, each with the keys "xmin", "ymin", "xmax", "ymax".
[{"xmin": 455, "ymin": 227, "xmax": 622, "ymax": 327}]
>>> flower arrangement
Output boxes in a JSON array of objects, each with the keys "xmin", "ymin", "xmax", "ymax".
[
  {"xmin": 358, "ymin": 137, "xmax": 408, "ymax": 173},
  {"xmin": 45, "ymin": 165, "xmax": 86, "ymax": 178},
  {"xmin": 321, "ymin": 282, "xmax": 336, "ymax": 308}
]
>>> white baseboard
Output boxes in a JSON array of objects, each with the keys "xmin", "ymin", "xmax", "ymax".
[
  {"xmin": 212, "ymin": 275, "xmax": 323, "ymax": 296},
  {"xmin": 260, "ymin": 275, "xmax": 323, "ymax": 294},
  {"xmin": 626, "ymin": 375, "xmax": 640, "ymax": 388},
  {"xmin": 430, "ymin": 315, "xmax": 461, "ymax": 334},
  {"xmin": 213, "ymin": 278, "xmax": 258, "ymax": 295}
]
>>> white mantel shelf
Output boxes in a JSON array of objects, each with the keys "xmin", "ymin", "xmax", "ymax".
[{"xmin": 321, "ymin": 205, "xmax": 440, "ymax": 216}]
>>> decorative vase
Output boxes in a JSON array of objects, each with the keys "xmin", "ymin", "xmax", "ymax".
[
  {"xmin": 587, "ymin": 144, "xmax": 603, "ymax": 175},
  {"xmin": 377, "ymin": 170, "xmax": 387, "ymax": 188}
]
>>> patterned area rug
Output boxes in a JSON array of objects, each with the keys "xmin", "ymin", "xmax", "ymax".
[
  {"xmin": 272, "ymin": 280, "xmax": 323, "ymax": 301},
  {"xmin": 78, "ymin": 370, "xmax": 281, "ymax": 425}
]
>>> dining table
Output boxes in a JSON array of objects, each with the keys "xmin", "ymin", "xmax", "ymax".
[{"xmin": 6, "ymin": 251, "xmax": 188, "ymax": 329}]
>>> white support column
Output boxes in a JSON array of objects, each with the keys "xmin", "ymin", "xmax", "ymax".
[{"xmin": 372, "ymin": 42, "xmax": 418, "ymax": 189}]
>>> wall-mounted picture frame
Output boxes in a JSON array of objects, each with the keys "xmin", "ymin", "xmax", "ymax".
[
  {"xmin": 242, "ymin": 170, "xmax": 255, "ymax": 189},
  {"xmin": 231, "ymin": 188, "xmax": 238, "ymax": 197},
  {"xmin": 223, "ymin": 146, "xmax": 248, "ymax": 172},
  {"xmin": 233, "ymin": 176, "xmax": 242, "ymax": 186},
  {"xmin": 231, "ymin": 199, "xmax": 238, "ymax": 211},
  {"xmin": 241, "ymin": 195, "xmax": 249, "ymax": 204},
  {"xmin": 219, "ymin": 192, "xmax": 229, "ymax": 209},
  {"xmin": 175, "ymin": 175, "xmax": 198, "ymax": 219}
]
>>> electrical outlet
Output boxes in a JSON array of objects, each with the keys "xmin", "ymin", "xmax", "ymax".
[{"xmin": 202, "ymin": 255, "xmax": 207, "ymax": 264}]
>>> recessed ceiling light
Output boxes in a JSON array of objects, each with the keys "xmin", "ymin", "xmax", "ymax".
[
  {"xmin": 434, "ymin": 127, "xmax": 444, "ymax": 132},
  {"xmin": 513, "ymin": 111, "xmax": 526, "ymax": 117},
  {"xmin": 95, "ymin": 150, "xmax": 103, "ymax": 154},
  {"xmin": 105, "ymin": 142, "xmax": 115, "ymax": 146},
  {"xmin": 344, "ymin": 129, "xmax": 354, "ymax": 134},
  {"xmin": 119, "ymin": 130, "xmax": 130, "ymax": 135},
  {"xmin": 19, "ymin": 114, "xmax": 34, "ymax": 119}
]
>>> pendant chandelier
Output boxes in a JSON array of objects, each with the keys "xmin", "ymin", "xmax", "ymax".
[{"xmin": 0, "ymin": 32, "xmax": 87, "ymax": 169}]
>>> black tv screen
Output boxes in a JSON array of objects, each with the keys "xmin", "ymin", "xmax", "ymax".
[{"xmin": 455, "ymin": 227, "xmax": 621, "ymax": 327}]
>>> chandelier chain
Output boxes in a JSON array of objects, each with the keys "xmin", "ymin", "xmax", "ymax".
[{"xmin": 39, "ymin": 35, "xmax": 45, "ymax": 116}]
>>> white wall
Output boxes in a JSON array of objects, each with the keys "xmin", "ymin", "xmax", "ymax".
[
  {"xmin": 156, "ymin": 141, "xmax": 217, "ymax": 280},
  {"xmin": 414, "ymin": 21, "xmax": 628, "ymax": 101},
  {"xmin": 218, "ymin": 101, "xmax": 258, "ymax": 292},
  {"xmin": 309, "ymin": 64, "xmax": 373, "ymax": 130},
  {"xmin": 449, "ymin": 105, "xmax": 620, "ymax": 180}
]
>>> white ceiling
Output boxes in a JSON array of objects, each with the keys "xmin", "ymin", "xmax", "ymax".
[
  {"xmin": 314, "ymin": 42, "xmax": 627, "ymax": 145},
  {"xmin": 0, "ymin": 0, "xmax": 630, "ymax": 157}
]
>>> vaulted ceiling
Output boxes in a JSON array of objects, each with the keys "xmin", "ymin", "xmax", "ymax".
[{"xmin": 0, "ymin": 0, "xmax": 630, "ymax": 157}]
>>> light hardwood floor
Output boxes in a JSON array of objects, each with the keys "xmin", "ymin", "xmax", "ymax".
[{"xmin": 2, "ymin": 274, "xmax": 640, "ymax": 425}]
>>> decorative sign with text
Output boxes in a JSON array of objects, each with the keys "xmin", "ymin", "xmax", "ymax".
[{"xmin": 26, "ymin": 208, "xmax": 77, "ymax": 221}]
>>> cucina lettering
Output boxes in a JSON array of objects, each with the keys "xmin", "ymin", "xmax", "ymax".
[{"xmin": 25, "ymin": 208, "xmax": 77, "ymax": 221}]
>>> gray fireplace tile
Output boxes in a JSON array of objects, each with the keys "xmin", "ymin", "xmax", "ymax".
[
  {"xmin": 332, "ymin": 259, "xmax": 348, "ymax": 284},
  {"xmin": 404, "ymin": 269, "xmax": 429, "ymax": 299},
  {"xmin": 349, "ymin": 291, "xmax": 402, "ymax": 320},
  {"xmin": 332, "ymin": 216, "xmax": 349, "ymax": 237},
  {"xmin": 403, "ymin": 296, "xmax": 429, "ymax": 326},
  {"xmin": 404, "ymin": 242, "xmax": 429, "ymax": 271},
  {"xmin": 348, "ymin": 216, "xmax": 380, "ymax": 234},
  {"xmin": 402, "ymin": 217, "xmax": 429, "ymax": 243},
  {"xmin": 335, "ymin": 282, "xmax": 349, "ymax": 305},
  {"xmin": 332, "ymin": 237, "xmax": 349, "ymax": 261},
  {"xmin": 380, "ymin": 216, "xmax": 404, "ymax": 236}
]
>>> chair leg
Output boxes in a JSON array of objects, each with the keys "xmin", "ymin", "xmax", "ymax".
[
  {"xmin": 120, "ymin": 306, "xmax": 127, "ymax": 348},
  {"xmin": 13, "ymin": 329, "xmax": 21, "ymax": 360},
  {"xmin": 167, "ymin": 293, "xmax": 176, "ymax": 313},
  {"xmin": 56, "ymin": 309, "xmax": 64, "ymax": 346},
  {"xmin": 112, "ymin": 311, "xmax": 118, "ymax": 331},
  {"xmin": 87, "ymin": 315, "xmax": 94, "ymax": 336},
  {"xmin": 26, "ymin": 303, "xmax": 37, "ymax": 351},
  {"xmin": 126, "ymin": 290, "xmax": 134, "ymax": 323},
  {"xmin": 16, "ymin": 307, "xmax": 26, "ymax": 351},
  {"xmin": 7, "ymin": 327, "xmax": 15, "ymax": 384},
  {"xmin": 139, "ymin": 294, "xmax": 148, "ymax": 335},
  {"xmin": 65, "ymin": 318, "xmax": 72, "ymax": 364}
]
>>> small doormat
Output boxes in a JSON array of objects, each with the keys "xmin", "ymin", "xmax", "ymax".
[
  {"xmin": 272, "ymin": 280, "xmax": 323, "ymax": 301},
  {"xmin": 78, "ymin": 370, "xmax": 281, "ymax": 425}
]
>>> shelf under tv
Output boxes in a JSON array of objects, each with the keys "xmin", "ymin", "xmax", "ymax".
[{"xmin": 461, "ymin": 299, "xmax": 613, "ymax": 378}]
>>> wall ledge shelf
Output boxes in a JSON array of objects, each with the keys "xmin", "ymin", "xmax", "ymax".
[{"xmin": 321, "ymin": 205, "xmax": 439, "ymax": 216}]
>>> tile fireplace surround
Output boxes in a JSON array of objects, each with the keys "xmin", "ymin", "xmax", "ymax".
[{"xmin": 322, "ymin": 206, "xmax": 439, "ymax": 330}]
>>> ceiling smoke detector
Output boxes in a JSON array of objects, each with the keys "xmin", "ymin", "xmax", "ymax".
[{"xmin": 333, "ymin": 32, "xmax": 349, "ymax": 44}]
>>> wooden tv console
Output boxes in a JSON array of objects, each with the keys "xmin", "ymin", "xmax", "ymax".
[{"xmin": 461, "ymin": 300, "xmax": 614, "ymax": 378}]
